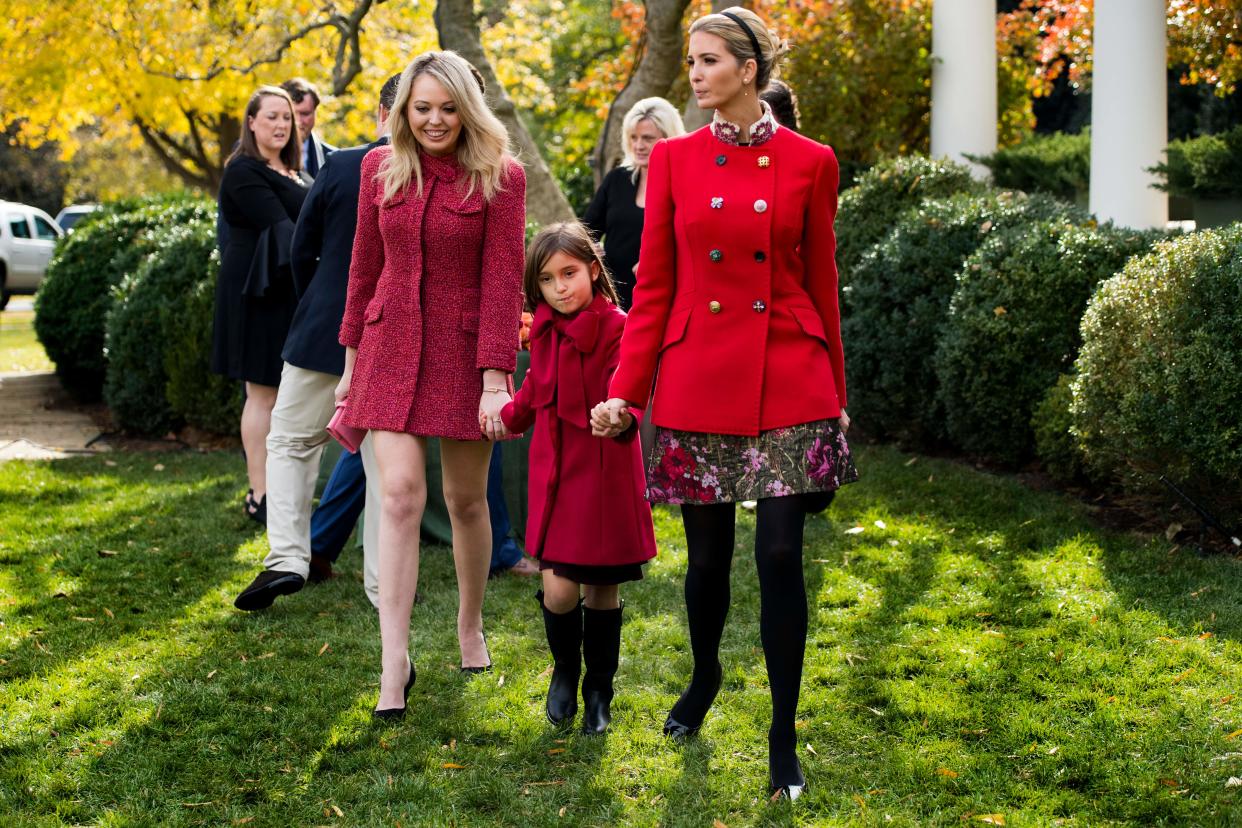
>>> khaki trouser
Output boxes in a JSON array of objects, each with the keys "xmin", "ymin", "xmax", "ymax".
[{"xmin": 264, "ymin": 362, "xmax": 380, "ymax": 607}]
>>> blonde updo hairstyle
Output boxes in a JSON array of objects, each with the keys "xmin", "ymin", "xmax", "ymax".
[
  {"xmin": 687, "ymin": 6, "xmax": 789, "ymax": 91},
  {"xmin": 378, "ymin": 50, "xmax": 512, "ymax": 204}
]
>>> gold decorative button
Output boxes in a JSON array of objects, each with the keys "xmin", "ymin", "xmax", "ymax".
[
  {"xmin": 709, "ymin": 300, "xmax": 722, "ymax": 314},
  {"xmin": 753, "ymin": 199, "xmax": 768, "ymax": 213},
  {"xmin": 752, "ymin": 300, "xmax": 767, "ymax": 313},
  {"xmin": 758, "ymin": 156, "xmax": 771, "ymax": 168},
  {"xmin": 709, "ymin": 249, "xmax": 723, "ymax": 262}
]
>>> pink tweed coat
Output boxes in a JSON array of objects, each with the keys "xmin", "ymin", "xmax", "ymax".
[{"xmin": 338, "ymin": 147, "xmax": 526, "ymax": 439}]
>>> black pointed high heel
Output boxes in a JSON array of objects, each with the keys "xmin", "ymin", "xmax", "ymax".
[
  {"xmin": 460, "ymin": 631, "xmax": 492, "ymax": 674},
  {"xmin": 662, "ymin": 662, "xmax": 723, "ymax": 739},
  {"xmin": 372, "ymin": 655, "xmax": 415, "ymax": 721}
]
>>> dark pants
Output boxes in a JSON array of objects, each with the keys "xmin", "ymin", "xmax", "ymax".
[
  {"xmin": 488, "ymin": 443, "xmax": 523, "ymax": 574},
  {"xmin": 310, "ymin": 440, "xmax": 522, "ymax": 571}
]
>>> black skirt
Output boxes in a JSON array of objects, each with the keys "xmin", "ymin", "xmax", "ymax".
[{"xmin": 538, "ymin": 559, "xmax": 645, "ymax": 586}]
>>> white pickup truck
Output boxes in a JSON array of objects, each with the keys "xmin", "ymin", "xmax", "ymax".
[{"xmin": 0, "ymin": 200, "xmax": 63, "ymax": 310}]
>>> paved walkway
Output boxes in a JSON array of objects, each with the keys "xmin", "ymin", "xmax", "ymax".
[{"xmin": 1, "ymin": 299, "xmax": 111, "ymax": 461}]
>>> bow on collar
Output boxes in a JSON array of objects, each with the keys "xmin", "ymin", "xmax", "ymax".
[{"xmin": 528, "ymin": 304, "xmax": 602, "ymax": 428}]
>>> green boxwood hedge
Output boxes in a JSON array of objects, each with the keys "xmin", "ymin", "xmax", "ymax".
[
  {"xmin": 841, "ymin": 190, "xmax": 1082, "ymax": 443},
  {"xmin": 34, "ymin": 195, "xmax": 214, "ymax": 401},
  {"xmin": 835, "ymin": 155, "xmax": 983, "ymax": 282},
  {"xmin": 1070, "ymin": 224, "xmax": 1242, "ymax": 519},
  {"xmin": 104, "ymin": 218, "xmax": 239, "ymax": 435},
  {"xmin": 970, "ymin": 130, "xmax": 1091, "ymax": 204},
  {"xmin": 934, "ymin": 221, "xmax": 1163, "ymax": 465},
  {"xmin": 1152, "ymin": 125, "xmax": 1242, "ymax": 200}
]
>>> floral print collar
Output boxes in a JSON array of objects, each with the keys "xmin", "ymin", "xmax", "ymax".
[{"xmin": 710, "ymin": 100, "xmax": 779, "ymax": 147}]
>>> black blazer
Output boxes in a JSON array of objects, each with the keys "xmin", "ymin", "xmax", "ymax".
[{"xmin": 282, "ymin": 137, "xmax": 388, "ymax": 376}]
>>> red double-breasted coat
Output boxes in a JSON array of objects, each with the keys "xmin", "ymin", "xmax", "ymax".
[
  {"xmin": 609, "ymin": 126, "xmax": 847, "ymax": 436},
  {"xmin": 339, "ymin": 147, "xmax": 526, "ymax": 438},
  {"xmin": 501, "ymin": 295, "xmax": 657, "ymax": 567}
]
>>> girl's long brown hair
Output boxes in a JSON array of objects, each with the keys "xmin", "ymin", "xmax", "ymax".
[{"xmin": 523, "ymin": 222, "xmax": 621, "ymax": 311}]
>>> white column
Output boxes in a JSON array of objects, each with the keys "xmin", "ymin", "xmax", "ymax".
[
  {"xmin": 1090, "ymin": 0, "xmax": 1167, "ymax": 228},
  {"xmin": 930, "ymin": 0, "xmax": 998, "ymax": 178}
]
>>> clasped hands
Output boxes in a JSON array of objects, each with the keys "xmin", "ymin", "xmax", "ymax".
[{"xmin": 590, "ymin": 398, "xmax": 635, "ymax": 438}]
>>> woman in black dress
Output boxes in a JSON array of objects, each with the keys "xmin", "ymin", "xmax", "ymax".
[
  {"xmin": 582, "ymin": 97, "xmax": 684, "ymax": 311},
  {"xmin": 211, "ymin": 86, "xmax": 310, "ymax": 523}
]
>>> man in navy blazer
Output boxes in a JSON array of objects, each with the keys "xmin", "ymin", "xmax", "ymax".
[{"xmin": 235, "ymin": 73, "xmax": 402, "ymax": 612}]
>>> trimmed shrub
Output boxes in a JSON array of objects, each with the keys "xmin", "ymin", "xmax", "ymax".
[
  {"xmin": 1152, "ymin": 125, "xmax": 1242, "ymax": 200},
  {"xmin": 1070, "ymin": 224, "xmax": 1242, "ymax": 519},
  {"xmin": 1032, "ymin": 374, "xmax": 1087, "ymax": 485},
  {"xmin": 165, "ymin": 262, "xmax": 241, "ymax": 435},
  {"xmin": 970, "ymin": 130, "xmax": 1091, "ymax": 204},
  {"xmin": 842, "ymin": 190, "xmax": 1082, "ymax": 443},
  {"xmin": 104, "ymin": 219, "xmax": 238, "ymax": 435},
  {"xmin": 934, "ymin": 221, "xmax": 1163, "ymax": 465},
  {"xmin": 835, "ymin": 155, "xmax": 984, "ymax": 281},
  {"xmin": 34, "ymin": 195, "xmax": 214, "ymax": 401}
]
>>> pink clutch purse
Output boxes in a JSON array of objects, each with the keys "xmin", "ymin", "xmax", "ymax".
[{"xmin": 326, "ymin": 402, "xmax": 366, "ymax": 454}]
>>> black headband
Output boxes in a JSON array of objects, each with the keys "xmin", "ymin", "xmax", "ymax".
[{"xmin": 721, "ymin": 11, "xmax": 766, "ymax": 82}]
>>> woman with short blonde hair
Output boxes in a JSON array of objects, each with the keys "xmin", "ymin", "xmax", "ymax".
[
  {"xmin": 336, "ymin": 50, "xmax": 527, "ymax": 718},
  {"xmin": 583, "ymin": 96, "xmax": 685, "ymax": 311}
]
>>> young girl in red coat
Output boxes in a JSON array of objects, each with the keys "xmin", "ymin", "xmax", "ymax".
[{"xmin": 498, "ymin": 222, "xmax": 657, "ymax": 734}]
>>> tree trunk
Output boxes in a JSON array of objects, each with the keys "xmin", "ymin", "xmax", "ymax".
[
  {"xmin": 680, "ymin": 0, "xmax": 737, "ymax": 132},
  {"xmin": 435, "ymin": 0, "xmax": 575, "ymax": 226},
  {"xmin": 591, "ymin": 0, "xmax": 693, "ymax": 185}
]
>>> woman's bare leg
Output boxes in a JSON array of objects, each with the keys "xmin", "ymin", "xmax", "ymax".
[
  {"xmin": 440, "ymin": 438, "xmax": 495, "ymax": 668},
  {"xmin": 241, "ymin": 382, "xmax": 278, "ymax": 499}
]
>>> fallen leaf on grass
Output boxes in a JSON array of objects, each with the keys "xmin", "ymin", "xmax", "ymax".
[
  {"xmin": 498, "ymin": 674, "xmax": 505, "ymax": 687},
  {"xmin": 888, "ymin": 539, "xmax": 900, "ymax": 546},
  {"xmin": 806, "ymin": 743, "xmax": 817, "ymax": 755},
  {"xmin": 1172, "ymin": 668, "xmax": 1195, "ymax": 685},
  {"xmin": 232, "ymin": 818, "xmax": 254, "ymax": 826},
  {"xmin": 852, "ymin": 793, "xmax": 867, "ymax": 810},
  {"xmin": 263, "ymin": 706, "xmax": 273, "ymax": 713},
  {"xmin": 1160, "ymin": 778, "xmax": 1180, "ymax": 787},
  {"xmin": 1047, "ymin": 746, "xmax": 1059, "ymax": 755},
  {"xmin": 153, "ymin": 464, "xmax": 165, "ymax": 471},
  {"xmin": 318, "ymin": 642, "xmax": 330, "ymax": 656},
  {"xmin": 844, "ymin": 526, "xmax": 865, "ymax": 535},
  {"xmin": 1191, "ymin": 586, "xmax": 1214, "ymax": 598},
  {"xmin": 1166, "ymin": 523, "xmax": 1184, "ymax": 541},
  {"xmin": 97, "ymin": 550, "xmax": 117, "ymax": 558},
  {"xmin": 1105, "ymin": 696, "xmax": 1117, "ymax": 704},
  {"xmin": 559, "ymin": 806, "xmax": 567, "ymax": 817},
  {"xmin": 904, "ymin": 457, "xmax": 918, "ymax": 466},
  {"xmin": 1225, "ymin": 729, "xmax": 1242, "ymax": 740},
  {"xmin": 937, "ymin": 768, "xmax": 959, "ymax": 778},
  {"xmin": 713, "ymin": 821, "xmax": 728, "ymax": 828},
  {"xmin": 73, "ymin": 617, "xmax": 95, "ymax": 622},
  {"xmin": 1156, "ymin": 636, "xmax": 1179, "ymax": 643},
  {"xmin": 548, "ymin": 748, "xmax": 565, "ymax": 755},
  {"xmin": 976, "ymin": 815, "xmax": 1005, "ymax": 826},
  {"xmin": 1227, "ymin": 777, "xmax": 1242, "ymax": 787},
  {"xmin": 104, "ymin": 460, "xmax": 118, "ymax": 467},
  {"xmin": 1220, "ymin": 695, "xmax": 1234, "ymax": 706},
  {"xmin": 442, "ymin": 762, "xmax": 466, "ymax": 769},
  {"xmin": 332, "ymin": 805, "xmax": 344, "ymax": 818},
  {"xmin": 103, "ymin": 607, "xmax": 114, "ymax": 618},
  {"xmin": 874, "ymin": 519, "xmax": 887, "ymax": 529},
  {"xmin": 257, "ymin": 652, "xmax": 275, "ymax": 659},
  {"xmin": 1200, "ymin": 632, "xmax": 1214, "ymax": 640},
  {"xmin": 206, "ymin": 670, "xmax": 217, "ymax": 679}
]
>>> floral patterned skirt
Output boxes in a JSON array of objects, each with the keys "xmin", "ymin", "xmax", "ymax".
[{"xmin": 645, "ymin": 419, "xmax": 859, "ymax": 505}]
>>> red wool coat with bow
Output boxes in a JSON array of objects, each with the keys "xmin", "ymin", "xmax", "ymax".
[
  {"xmin": 609, "ymin": 126, "xmax": 847, "ymax": 436},
  {"xmin": 501, "ymin": 294, "xmax": 657, "ymax": 567},
  {"xmin": 339, "ymin": 147, "xmax": 526, "ymax": 438}
]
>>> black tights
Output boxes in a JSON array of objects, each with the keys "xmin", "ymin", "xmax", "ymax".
[{"xmin": 676, "ymin": 495, "xmax": 812, "ymax": 786}]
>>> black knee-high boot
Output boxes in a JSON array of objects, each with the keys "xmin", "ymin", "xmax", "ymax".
[
  {"xmin": 581, "ymin": 603, "xmax": 623, "ymax": 734},
  {"xmin": 538, "ymin": 590, "xmax": 582, "ymax": 725},
  {"xmin": 665, "ymin": 502, "xmax": 735, "ymax": 737},
  {"xmin": 755, "ymin": 494, "xmax": 815, "ymax": 798}
]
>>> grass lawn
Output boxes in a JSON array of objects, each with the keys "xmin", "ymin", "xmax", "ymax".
[
  {"xmin": 3, "ymin": 445, "xmax": 1242, "ymax": 825},
  {"xmin": 1, "ymin": 310, "xmax": 54, "ymax": 374}
]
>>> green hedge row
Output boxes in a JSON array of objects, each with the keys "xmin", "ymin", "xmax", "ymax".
[
  {"xmin": 839, "ymin": 154, "xmax": 1241, "ymax": 520},
  {"xmin": 36, "ymin": 195, "xmax": 239, "ymax": 434}
]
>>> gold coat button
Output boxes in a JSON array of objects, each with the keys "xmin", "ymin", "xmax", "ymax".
[{"xmin": 709, "ymin": 300, "xmax": 722, "ymax": 314}]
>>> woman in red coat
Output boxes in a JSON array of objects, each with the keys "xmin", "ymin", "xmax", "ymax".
[
  {"xmin": 500, "ymin": 223, "xmax": 657, "ymax": 735},
  {"xmin": 593, "ymin": 7, "xmax": 858, "ymax": 799},
  {"xmin": 336, "ymin": 51, "xmax": 526, "ymax": 718}
]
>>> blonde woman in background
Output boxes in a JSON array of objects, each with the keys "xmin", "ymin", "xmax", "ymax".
[{"xmin": 582, "ymin": 97, "xmax": 685, "ymax": 311}]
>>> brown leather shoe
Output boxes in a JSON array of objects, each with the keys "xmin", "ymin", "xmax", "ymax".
[
  {"xmin": 507, "ymin": 557, "xmax": 540, "ymax": 577},
  {"xmin": 307, "ymin": 555, "xmax": 336, "ymax": 583}
]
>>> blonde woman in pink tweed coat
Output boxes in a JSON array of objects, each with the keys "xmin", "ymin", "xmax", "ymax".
[{"xmin": 336, "ymin": 51, "xmax": 526, "ymax": 719}]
